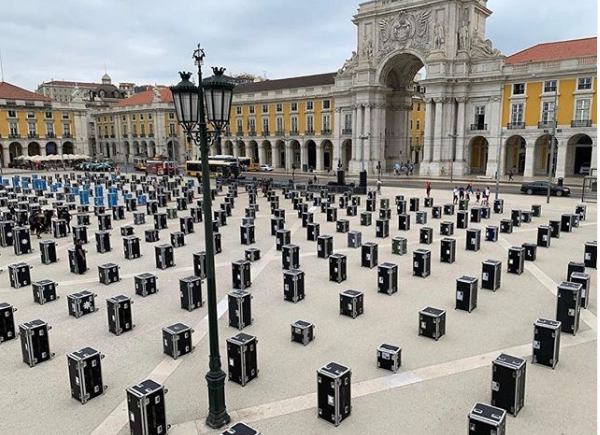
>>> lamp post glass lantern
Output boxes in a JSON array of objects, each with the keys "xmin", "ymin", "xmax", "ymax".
[{"xmin": 169, "ymin": 45, "xmax": 234, "ymax": 429}]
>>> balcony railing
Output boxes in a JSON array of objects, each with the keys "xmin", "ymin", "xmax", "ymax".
[
  {"xmin": 63, "ymin": 133, "xmax": 72, "ymax": 138},
  {"xmin": 249, "ymin": 130, "xmax": 257, "ymax": 137},
  {"xmin": 110, "ymin": 134, "xmax": 116, "ymax": 138},
  {"xmin": 470, "ymin": 124, "xmax": 487, "ymax": 131},
  {"xmin": 133, "ymin": 134, "xmax": 138, "ymax": 138},
  {"xmin": 290, "ymin": 130, "xmax": 300, "ymax": 136},
  {"xmin": 571, "ymin": 119, "xmax": 592, "ymax": 128},
  {"xmin": 140, "ymin": 134, "xmax": 146, "ymax": 138},
  {"xmin": 305, "ymin": 129, "xmax": 314, "ymax": 135},
  {"xmin": 321, "ymin": 129, "xmax": 332, "ymax": 135},
  {"xmin": 507, "ymin": 122, "xmax": 526, "ymax": 130},
  {"xmin": 47, "ymin": 133, "xmax": 56, "ymax": 138},
  {"xmin": 27, "ymin": 133, "xmax": 39, "ymax": 139},
  {"xmin": 262, "ymin": 130, "xmax": 270, "ymax": 137},
  {"xmin": 9, "ymin": 134, "xmax": 20, "ymax": 139},
  {"xmin": 103, "ymin": 135, "xmax": 109, "ymax": 138},
  {"xmin": 537, "ymin": 121, "xmax": 556, "ymax": 129},
  {"xmin": 236, "ymin": 130, "xmax": 243, "ymax": 137},
  {"xmin": 342, "ymin": 128, "xmax": 352, "ymax": 135},
  {"xmin": 275, "ymin": 130, "xmax": 285, "ymax": 136}
]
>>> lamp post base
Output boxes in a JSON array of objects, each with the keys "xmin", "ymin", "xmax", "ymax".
[{"xmin": 205, "ymin": 369, "xmax": 230, "ymax": 429}]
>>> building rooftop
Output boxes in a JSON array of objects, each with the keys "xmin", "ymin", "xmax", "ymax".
[
  {"xmin": 233, "ymin": 72, "xmax": 337, "ymax": 94},
  {"xmin": 113, "ymin": 87, "xmax": 173, "ymax": 107},
  {"xmin": 0, "ymin": 81, "xmax": 53, "ymax": 102},
  {"xmin": 506, "ymin": 37, "xmax": 597, "ymax": 65},
  {"xmin": 42, "ymin": 80, "xmax": 102, "ymax": 88}
]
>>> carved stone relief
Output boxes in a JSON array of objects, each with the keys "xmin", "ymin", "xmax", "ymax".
[{"xmin": 377, "ymin": 9, "xmax": 432, "ymax": 61}]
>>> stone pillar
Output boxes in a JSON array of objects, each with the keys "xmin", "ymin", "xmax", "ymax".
[
  {"xmin": 423, "ymin": 98, "xmax": 435, "ymax": 162},
  {"xmin": 524, "ymin": 142, "xmax": 535, "ymax": 178},
  {"xmin": 364, "ymin": 104, "xmax": 372, "ymax": 167},
  {"xmin": 273, "ymin": 142, "xmax": 281, "ymax": 168},
  {"xmin": 316, "ymin": 143, "xmax": 324, "ymax": 171},
  {"xmin": 352, "ymin": 104, "xmax": 358, "ymax": 160},
  {"xmin": 258, "ymin": 143, "xmax": 267, "ymax": 165},
  {"xmin": 555, "ymin": 140, "xmax": 567, "ymax": 178},
  {"xmin": 354, "ymin": 104, "xmax": 363, "ymax": 170},
  {"xmin": 300, "ymin": 142, "xmax": 307, "ymax": 171},
  {"xmin": 285, "ymin": 143, "xmax": 293, "ymax": 170},
  {"xmin": 233, "ymin": 142, "xmax": 240, "ymax": 158},
  {"xmin": 454, "ymin": 97, "xmax": 468, "ymax": 175},
  {"xmin": 433, "ymin": 98, "xmax": 445, "ymax": 163},
  {"xmin": 245, "ymin": 143, "xmax": 252, "ymax": 160}
]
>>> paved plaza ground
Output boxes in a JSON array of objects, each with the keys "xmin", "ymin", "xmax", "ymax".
[{"xmin": 0, "ymin": 174, "xmax": 596, "ymax": 435}]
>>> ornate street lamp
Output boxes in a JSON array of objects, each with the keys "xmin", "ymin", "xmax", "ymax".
[{"xmin": 170, "ymin": 44, "xmax": 234, "ymax": 429}]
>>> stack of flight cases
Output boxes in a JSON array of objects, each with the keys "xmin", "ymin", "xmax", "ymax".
[
  {"xmin": 67, "ymin": 347, "xmax": 107, "ymax": 404},
  {"xmin": 32, "ymin": 280, "xmax": 59, "ymax": 305},
  {"xmin": 468, "ymin": 403, "xmax": 507, "ymax": 435},
  {"xmin": 180, "ymin": 276, "xmax": 203, "ymax": 311},
  {"xmin": 556, "ymin": 281, "xmax": 582, "ymax": 335},
  {"xmin": 532, "ymin": 318, "xmax": 561, "ymax": 369},
  {"xmin": 317, "ymin": 362, "xmax": 352, "ymax": 427},
  {"xmin": 40, "ymin": 240, "xmax": 58, "ymax": 265},
  {"xmin": 0, "ymin": 302, "xmax": 17, "ymax": 344},
  {"xmin": 377, "ymin": 262, "xmax": 398, "ymax": 295},
  {"xmin": 228, "ymin": 290, "xmax": 253, "ymax": 330},
  {"xmin": 126, "ymin": 379, "xmax": 169, "ymax": 435},
  {"xmin": 227, "ymin": 332, "xmax": 258, "ymax": 387},
  {"xmin": 19, "ymin": 319, "xmax": 55, "ymax": 367},
  {"xmin": 481, "ymin": 260, "xmax": 502, "ymax": 291},
  {"xmin": 455, "ymin": 276, "xmax": 478, "ymax": 313},
  {"xmin": 134, "ymin": 273, "xmax": 158, "ymax": 298},
  {"xmin": 162, "ymin": 323, "xmax": 195, "ymax": 360},
  {"xmin": 491, "ymin": 353, "xmax": 526, "ymax": 417},
  {"xmin": 106, "ymin": 295, "xmax": 135, "ymax": 336}
]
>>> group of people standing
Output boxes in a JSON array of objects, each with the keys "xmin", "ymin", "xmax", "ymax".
[
  {"xmin": 25, "ymin": 207, "xmax": 71, "ymax": 239},
  {"xmin": 452, "ymin": 182, "xmax": 491, "ymax": 206},
  {"xmin": 394, "ymin": 161, "xmax": 415, "ymax": 177}
]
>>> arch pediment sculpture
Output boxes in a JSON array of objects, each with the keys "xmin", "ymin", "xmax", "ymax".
[{"xmin": 378, "ymin": 9, "xmax": 432, "ymax": 60}]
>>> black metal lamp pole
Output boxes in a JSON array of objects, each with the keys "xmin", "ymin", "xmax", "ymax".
[{"xmin": 170, "ymin": 45, "xmax": 233, "ymax": 429}]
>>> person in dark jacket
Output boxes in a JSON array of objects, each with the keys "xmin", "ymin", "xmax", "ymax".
[
  {"xmin": 74, "ymin": 239, "xmax": 86, "ymax": 274},
  {"xmin": 60, "ymin": 209, "xmax": 72, "ymax": 233}
]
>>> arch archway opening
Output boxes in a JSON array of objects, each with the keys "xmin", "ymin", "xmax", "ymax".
[
  {"xmin": 468, "ymin": 136, "xmax": 489, "ymax": 175},
  {"xmin": 341, "ymin": 139, "xmax": 352, "ymax": 171},
  {"xmin": 534, "ymin": 134, "xmax": 558, "ymax": 176},
  {"xmin": 28, "ymin": 142, "xmax": 41, "ymax": 156},
  {"xmin": 45, "ymin": 142, "xmax": 57, "ymax": 156},
  {"xmin": 63, "ymin": 142, "xmax": 74, "ymax": 155},
  {"xmin": 566, "ymin": 134, "xmax": 593, "ymax": 176},
  {"xmin": 322, "ymin": 140, "xmax": 333, "ymax": 171},
  {"xmin": 262, "ymin": 140, "xmax": 273, "ymax": 165},
  {"xmin": 504, "ymin": 135, "xmax": 527, "ymax": 175},
  {"xmin": 306, "ymin": 140, "xmax": 317, "ymax": 170},
  {"xmin": 291, "ymin": 140, "xmax": 301, "ymax": 167},
  {"xmin": 9, "ymin": 142, "xmax": 22, "ymax": 163}
]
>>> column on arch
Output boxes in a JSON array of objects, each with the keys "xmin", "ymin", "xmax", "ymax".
[
  {"xmin": 316, "ymin": 142, "xmax": 324, "ymax": 171},
  {"xmin": 432, "ymin": 97, "xmax": 445, "ymax": 163},
  {"xmin": 423, "ymin": 98, "xmax": 435, "ymax": 162},
  {"xmin": 555, "ymin": 139, "xmax": 568, "ymax": 178}
]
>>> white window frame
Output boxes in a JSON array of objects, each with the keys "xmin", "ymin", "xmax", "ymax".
[
  {"xmin": 262, "ymin": 117, "xmax": 269, "ymax": 132},
  {"xmin": 62, "ymin": 111, "xmax": 69, "ymax": 119},
  {"xmin": 543, "ymin": 80, "xmax": 557, "ymax": 93},
  {"xmin": 28, "ymin": 122, "xmax": 37, "ymax": 135},
  {"xmin": 578, "ymin": 77, "xmax": 593, "ymax": 91},
  {"xmin": 276, "ymin": 117, "xmax": 284, "ymax": 132},
  {"xmin": 291, "ymin": 102, "xmax": 298, "ymax": 112},
  {"xmin": 541, "ymin": 101, "xmax": 556, "ymax": 123},
  {"xmin": 575, "ymin": 99, "xmax": 591, "ymax": 121},
  {"xmin": 236, "ymin": 119, "xmax": 243, "ymax": 133},
  {"xmin": 322, "ymin": 100, "xmax": 330, "ymax": 110},
  {"xmin": 276, "ymin": 103, "xmax": 283, "ymax": 113},
  {"xmin": 249, "ymin": 105, "xmax": 255, "ymax": 114},
  {"xmin": 512, "ymin": 83, "xmax": 525, "ymax": 96},
  {"xmin": 511, "ymin": 103, "xmax": 524, "ymax": 124},
  {"xmin": 291, "ymin": 116, "xmax": 298, "ymax": 132},
  {"xmin": 236, "ymin": 106, "xmax": 242, "ymax": 115},
  {"xmin": 46, "ymin": 122, "xmax": 54, "ymax": 135},
  {"xmin": 27, "ymin": 111, "xmax": 35, "ymax": 119},
  {"xmin": 7, "ymin": 110, "xmax": 16, "ymax": 118},
  {"xmin": 63, "ymin": 123, "xmax": 71, "ymax": 135},
  {"xmin": 306, "ymin": 115, "xmax": 314, "ymax": 132},
  {"xmin": 9, "ymin": 122, "xmax": 18, "ymax": 135},
  {"xmin": 323, "ymin": 114, "xmax": 330, "ymax": 131},
  {"xmin": 344, "ymin": 114, "xmax": 352, "ymax": 130},
  {"xmin": 306, "ymin": 101, "xmax": 314, "ymax": 111},
  {"xmin": 262, "ymin": 104, "xmax": 269, "ymax": 114},
  {"xmin": 249, "ymin": 118, "xmax": 256, "ymax": 132}
]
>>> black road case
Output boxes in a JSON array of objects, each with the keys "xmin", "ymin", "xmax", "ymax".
[
  {"xmin": 567, "ymin": 261, "xmax": 585, "ymax": 280},
  {"xmin": 500, "ymin": 219, "xmax": 513, "ymax": 234},
  {"xmin": 67, "ymin": 291, "xmax": 98, "ymax": 318},
  {"xmin": 329, "ymin": 254, "xmax": 347, "ymax": 283},
  {"xmin": 98, "ymin": 263, "xmax": 120, "ymax": 285},
  {"xmin": 179, "ymin": 276, "xmax": 203, "ymax": 311},
  {"xmin": 584, "ymin": 240, "xmax": 597, "ymax": 268},
  {"xmin": 537, "ymin": 226, "xmax": 552, "ymax": 248},
  {"xmin": 126, "ymin": 379, "xmax": 169, "ymax": 435},
  {"xmin": 443, "ymin": 204, "xmax": 455, "ymax": 215},
  {"xmin": 432, "ymin": 205, "xmax": 442, "ymax": 219},
  {"xmin": 398, "ymin": 214, "xmax": 410, "ymax": 231},
  {"xmin": 317, "ymin": 362, "xmax": 351, "ymax": 426},
  {"xmin": 346, "ymin": 204, "xmax": 357, "ymax": 216},
  {"xmin": 560, "ymin": 214, "xmax": 572, "ymax": 233},
  {"xmin": 276, "ymin": 229, "xmax": 291, "ymax": 251},
  {"xmin": 521, "ymin": 210, "xmax": 532, "ymax": 223},
  {"xmin": 468, "ymin": 403, "xmax": 507, "ymax": 435},
  {"xmin": 409, "ymin": 197, "xmax": 419, "ymax": 212},
  {"xmin": 456, "ymin": 210, "xmax": 469, "ymax": 229},
  {"xmin": 440, "ymin": 238, "xmax": 456, "ymax": 264},
  {"xmin": 123, "ymin": 235, "xmax": 141, "ymax": 260},
  {"xmin": 155, "ymin": 244, "xmax": 175, "ymax": 269},
  {"xmin": 482, "ymin": 260, "xmax": 502, "ymax": 291},
  {"xmin": 466, "ymin": 228, "xmax": 481, "ymax": 252},
  {"xmin": 485, "ymin": 225, "xmax": 498, "ymax": 242},
  {"xmin": 491, "ymin": 353, "xmax": 526, "ymax": 417},
  {"xmin": 134, "ymin": 273, "xmax": 158, "ymax": 298},
  {"xmin": 336, "ymin": 219, "xmax": 349, "ymax": 233},
  {"xmin": 416, "ymin": 211, "xmax": 427, "ymax": 225},
  {"xmin": 456, "ymin": 276, "xmax": 478, "ymax": 313},
  {"xmin": 133, "ymin": 211, "xmax": 146, "ymax": 225},
  {"xmin": 13, "ymin": 227, "xmax": 32, "ymax": 255},
  {"xmin": 291, "ymin": 320, "xmax": 314, "ymax": 345},
  {"xmin": 549, "ymin": 220, "xmax": 560, "ymax": 238},
  {"xmin": 32, "ymin": 279, "xmax": 58, "ymax": 305},
  {"xmin": 245, "ymin": 248, "xmax": 261, "ymax": 263},
  {"xmin": 302, "ymin": 212, "xmax": 314, "ymax": 228},
  {"xmin": 375, "ymin": 218, "xmax": 389, "ymax": 238},
  {"xmin": 440, "ymin": 221, "xmax": 454, "ymax": 236},
  {"xmin": 68, "ymin": 247, "xmax": 87, "ymax": 274},
  {"xmin": 575, "ymin": 204, "xmax": 587, "ymax": 221},
  {"xmin": 67, "ymin": 347, "xmax": 107, "ymax": 404},
  {"xmin": 283, "ymin": 269, "xmax": 305, "ymax": 303},
  {"xmin": 511, "ymin": 209, "xmax": 522, "ymax": 227},
  {"xmin": 419, "ymin": 307, "xmax": 446, "ymax": 340},
  {"xmin": 339, "ymin": 290, "xmax": 364, "ymax": 319},
  {"xmin": 493, "ymin": 198, "xmax": 504, "ymax": 214},
  {"xmin": 307, "ymin": 222, "xmax": 320, "ymax": 241},
  {"xmin": 419, "ymin": 227, "xmax": 433, "ymax": 245},
  {"xmin": 379, "ymin": 208, "xmax": 392, "ymax": 220},
  {"xmin": 8, "ymin": 262, "xmax": 32, "ymax": 289},
  {"xmin": 282, "ymin": 244, "xmax": 300, "ymax": 270},
  {"xmin": 163, "ymin": 323, "xmax": 194, "ymax": 360},
  {"xmin": 0, "ymin": 302, "xmax": 17, "ymax": 343},
  {"xmin": 532, "ymin": 318, "xmax": 561, "ymax": 369},
  {"xmin": 95, "ymin": 230, "xmax": 111, "ymax": 253},
  {"xmin": 376, "ymin": 344, "xmax": 401, "ymax": 373},
  {"xmin": 180, "ymin": 216, "xmax": 194, "ymax": 235},
  {"xmin": 360, "ymin": 212, "xmax": 372, "ymax": 227},
  {"xmin": 107, "ymin": 295, "xmax": 134, "ymax": 336},
  {"xmin": 53, "ymin": 219, "xmax": 68, "ymax": 238},
  {"xmin": 73, "ymin": 225, "xmax": 88, "ymax": 244},
  {"xmin": 98, "ymin": 213, "xmax": 112, "ymax": 231},
  {"xmin": 170, "ymin": 231, "xmax": 185, "ymax": 248},
  {"xmin": 392, "ymin": 236, "xmax": 407, "ymax": 255},
  {"xmin": 317, "ymin": 235, "xmax": 333, "ymax": 259},
  {"xmin": 570, "ymin": 272, "xmax": 591, "ymax": 309},
  {"xmin": 232, "ymin": 260, "xmax": 252, "ymax": 290},
  {"xmin": 413, "ymin": 249, "xmax": 431, "ymax": 277},
  {"xmin": 271, "ymin": 217, "xmax": 284, "ymax": 236},
  {"xmin": 228, "ymin": 290, "xmax": 253, "ymax": 330},
  {"xmin": 522, "ymin": 243, "xmax": 537, "ymax": 261},
  {"xmin": 507, "ymin": 247, "xmax": 525, "ymax": 275},
  {"xmin": 377, "ymin": 262, "xmax": 398, "ymax": 295},
  {"xmin": 396, "ymin": 201, "xmax": 407, "ymax": 215},
  {"xmin": 193, "ymin": 251, "xmax": 207, "ymax": 279},
  {"xmin": 347, "ymin": 231, "xmax": 362, "ymax": 248},
  {"xmin": 361, "ymin": 242, "xmax": 378, "ymax": 269},
  {"xmin": 19, "ymin": 319, "xmax": 54, "ymax": 367},
  {"xmin": 556, "ymin": 281, "xmax": 581, "ymax": 335},
  {"xmin": 227, "ymin": 333, "xmax": 258, "ymax": 386},
  {"xmin": 40, "ymin": 240, "xmax": 58, "ymax": 264},
  {"xmin": 327, "ymin": 207, "xmax": 337, "ymax": 222}
]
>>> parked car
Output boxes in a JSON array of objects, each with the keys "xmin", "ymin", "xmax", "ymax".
[
  {"xmin": 520, "ymin": 181, "xmax": 570, "ymax": 197},
  {"xmin": 259, "ymin": 164, "xmax": 274, "ymax": 172},
  {"xmin": 579, "ymin": 163, "xmax": 591, "ymax": 175}
]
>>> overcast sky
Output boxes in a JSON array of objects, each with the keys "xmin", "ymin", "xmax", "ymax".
[{"xmin": 0, "ymin": 0, "xmax": 597, "ymax": 90}]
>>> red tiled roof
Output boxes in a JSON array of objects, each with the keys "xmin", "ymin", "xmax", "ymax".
[
  {"xmin": 114, "ymin": 87, "xmax": 173, "ymax": 107},
  {"xmin": 43, "ymin": 80, "xmax": 101, "ymax": 87},
  {"xmin": 0, "ymin": 81, "xmax": 53, "ymax": 102},
  {"xmin": 506, "ymin": 37, "xmax": 597, "ymax": 65}
]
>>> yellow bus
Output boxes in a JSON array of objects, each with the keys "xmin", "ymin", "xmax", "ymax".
[{"xmin": 185, "ymin": 160, "xmax": 237, "ymax": 177}]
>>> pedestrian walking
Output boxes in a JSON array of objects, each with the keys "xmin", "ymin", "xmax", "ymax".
[
  {"xmin": 60, "ymin": 208, "xmax": 72, "ymax": 233},
  {"xmin": 376, "ymin": 180, "xmax": 382, "ymax": 194},
  {"xmin": 426, "ymin": 182, "xmax": 432, "ymax": 198},
  {"xmin": 483, "ymin": 186, "xmax": 491, "ymax": 205},
  {"xmin": 508, "ymin": 169, "xmax": 514, "ymax": 181},
  {"xmin": 459, "ymin": 186, "xmax": 465, "ymax": 200},
  {"xmin": 74, "ymin": 239, "xmax": 86, "ymax": 275},
  {"xmin": 452, "ymin": 187, "xmax": 459, "ymax": 205},
  {"xmin": 475, "ymin": 189, "xmax": 481, "ymax": 204}
]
